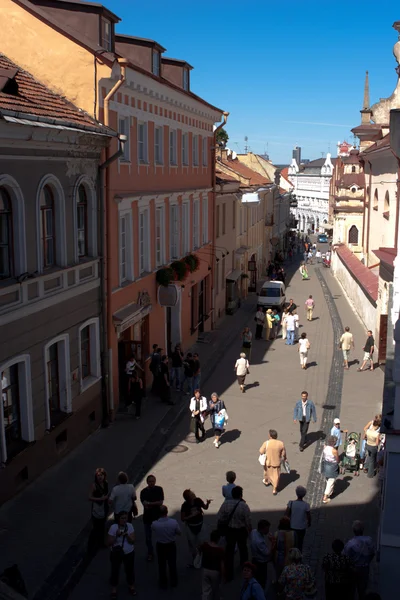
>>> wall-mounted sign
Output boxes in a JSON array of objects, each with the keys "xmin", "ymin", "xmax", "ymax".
[{"xmin": 158, "ymin": 284, "xmax": 179, "ymax": 307}]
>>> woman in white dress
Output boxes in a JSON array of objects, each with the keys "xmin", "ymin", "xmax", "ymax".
[
  {"xmin": 321, "ymin": 436, "xmax": 339, "ymax": 503},
  {"xmin": 293, "ymin": 311, "xmax": 300, "ymax": 342},
  {"xmin": 298, "ymin": 332, "xmax": 310, "ymax": 369}
]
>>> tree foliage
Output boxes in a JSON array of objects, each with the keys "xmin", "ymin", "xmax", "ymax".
[{"xmin": 216, "ymin": 127, "xmax": 229, "ymax": 147}]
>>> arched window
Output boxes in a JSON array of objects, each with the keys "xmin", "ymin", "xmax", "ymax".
[
  {"xmin": 0, "ymin": 187, "xmax": 13, "ymax": 279},
  {"xmin": 384, "ymin": 191, "xmax": 390, "ymax": 218},
  {"xmin": 348, "ymin": 225, "xmax": 359, "ymax": 244},
  {"xmin": 40, "ymin": 185, "xmax": 55, "ymax": 268},
  {"xmin": 77, "ymin": 184, "xmax": 88, "ymax": 258},
  {"xmin": 352, "ymin": 166, "xmax": 356, "ymax": 173},
  {"xmin": 373, "ymin": 189, "xmax": 378, "ymax": 211}
]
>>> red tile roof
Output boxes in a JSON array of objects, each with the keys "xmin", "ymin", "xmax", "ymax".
[
  {"xmin": 335, "ymin": 173, "xmax": 365, "ymax": 189},
  {"xmin": 335, "ymin": 244, "xmax": 378, "ymax": 302},
  {"xmin": 216, "ymin": 170, "xmax": 239, "ymax": 184},
  {"xmin": 0, "ymin": 53, "xmax": 111, "ymax": 133},
  {"xmin": 361, "ymin": 133, "xmax": 391, "ymax": 155},
  {"xmin": 372, "ymin": 247, "xmax": 396, "ymax": 267},
  {"xmin": 220, "ymin": 158, "xmax": 271, "ymax": 186}
]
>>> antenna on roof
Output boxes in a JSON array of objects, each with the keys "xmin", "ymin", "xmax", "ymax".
[{"xmin": 244, "ymin": 136, "xmax": 248, "ymax": 154}]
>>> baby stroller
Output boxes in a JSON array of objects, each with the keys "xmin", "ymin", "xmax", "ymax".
[{"xmin": 339, "ymin": 432, "xmax": 361, "ymax": 476}]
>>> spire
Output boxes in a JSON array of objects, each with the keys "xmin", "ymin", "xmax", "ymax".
[{"xmin": 363, "ymin": 70, "xmax": 370, "ymax": 110}]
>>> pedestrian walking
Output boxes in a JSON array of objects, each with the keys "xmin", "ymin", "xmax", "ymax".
[
  {"xmin": 316, "ymin": 248, "xmax": 322, "ymax": 263},
  {"xmin": 240, "ymin": 562, "xmax": 265, "ymax": 600},
  {"xmin": 199, "ymin": 530, "xmax": 225, "ymax": 600},
  {"xmin": 364, "ymin": 417, "xmax": 380, "ymax": 478},
  {"xmin": 278, "ymin": 549, "xmax": 315, "ymax": 600},
  {"xmin": 151, "ymin": 505, "xmax": 181, "ymax": 589},
  {"xmin": 250, "ymin": 519, "xmax": 273, "ymax": 590},
  {"xmin": 342, "ymin": 520, "xmax": 375, "ymax": 600},
  {"xmin": 241, "ymin": 326, "xmax": 252, "ymax": 359},
  {"xmin": 360, "ymin": 414, "xmax": 381, "ymax": 469},
  {"xmin": 140, "ymin": 474, "xmax": 164, "ymax": 562},
  {"xmin": 170, "ymin": 343, "xmax": 184, "ymax": 391},
  {"xmin": 321, "ymin": 436, "xmax": 340, "ymax": 504},
  {"xmin": 192, "ymin": 353, "xmax": 201, "ymax": 392},
  {"xmin": 125, "ymin": 354, "xmax": 143, "ymax": 404},
  {"xmin": 285, "ymin": 486, "xmax": 311, "ymax": 552},
  {"xmin": 149, "ymin": 345, "xmax": 161, "ymax": 393},
  {"xmin": 298, "ymin": 332, "xmax": 310, "ymax": 369},
  {"xmin": 340, "ymin": 326, "xmax": 355, "ymax": 370},
  {"xmin": 300, "ymin": 262, "xmax": 309, "ymax": 280},
  {"xmin": 180, "ymin": 489, "xmax": 211, "ymax": 566},
  {"xmin": 129, "ymin": 371, "xmax": 143, "ymax": 419},
  {"xmin": 235, "ymin": 352, "xmax": 250, "ymax": 393},
  {"xmin": 305, "ymin": 295, "xmax": 315, "ymax": 321},
  {"xmin": 273, "ymin": 517, "xmax": 296, "ymax": 580},
  {"xmin": 284, "ymin": 312, "xmax": 296, "ymax": 345},
  {"xmin": 190, "ymin": 389, "xmax": 207, "ymax": 443},
  {"xmin": 254, "ymin": 307, "xmax": 265, "ymax": 340},
  {"xmin": 109, "ymin": 472, "xmax": 137, "ymax": 523},
  {"xmin": 293, "ymin": 310, "xmax": 300, "ymax": 342},
  {"xmin": 107, "ymin": 511, "xmax": 136, "ymax": 598},
  {"xmin": 209, "ymin": 392, "xmax": 227, "ymax": 448},
  {"xmin": 272, "ymin": 309, "xmax": 281, "ymax": 339},
  {"xmin": 307, "ymin": 250, "xmax": 313, "ymax": 264},
  {"xmin": 322, "ymin": 539, "xmax": 355, "ymax": 600},
  {"xmin": 222, "ymin": 471, "xmax": 237, "ymax": 500},
  {"xmin": 87, "ymin": 467, "xmax": 109, "ymax": 556},
  {"xmin": 293, "ymin": 391, "xmax": 317, "ymax": 451},
  {"xmin": 216, "ymin": 486, "xmax": 252, "ymax": 581},
  {"xmin": 358, "ymin": 330, "xmax": 375, "ymax": 371},
  {"xmin": 281, "ymin": 308, "xmax": 289, "ymax": 340},
  {"xmin": 286, "ymin": 298, "xmax": 297, "ymax": 314},
  {"xmin": 182, "ymin": 352, "xmax": 194, "ymax": 395},
  {"xmin": 265, "ymin": 309, "xmax": 274, "ymax": 341},
  {"xmin": 158, "ymin": 354, "xmax": 173, "ymax": 404},
  {"xmin": 330, "ymin": 418, "xmax": 347, "ymax": 449},
  {"xmin": 259, "ymin": 429, "xmax": 287, "ymax": 495}
]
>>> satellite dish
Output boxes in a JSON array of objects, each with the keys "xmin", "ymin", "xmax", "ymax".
[
  {"xmin": 232, "ymin": 151, "xmax": 237, "ymax": 160},
  {"xmin": 226, "ymin": 148, "xmax": 232, "ymax": 157}
]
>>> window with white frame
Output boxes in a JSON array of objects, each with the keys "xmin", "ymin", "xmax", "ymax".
[
  {"xmin": 119, "ymin": 116, "xmax": 130, "ymax": 162},
  {"xmin": 169, "ymin": 129, "xmax": 177, "ymax": 165},
  {"xmin": 101, "ymin": 18, "xmax": 112, "ymax": 51},
  {"xmin": 152, "ymin": 50, "xmax": 160, "ymax": 76},
  {"xmin": 0, "ymin": 355, "xmax": 33, "ymax": 464},
  {"xmin": 202, "ymin": 197, "xmax": 208, "ymax": 244},
  {"xmin": 182, "ymin": 202, "xmax": 189, "ymax": 254},
  {"xmin": 138, "ymin": 122, "xmax": 148, "ymax": 164},
  {"xmin": 202, "ymin": 137, "xmax": 208, "ymax": 166},
  {"xmin": 183, "ymin": 68, "xmax": 189, "ymax": 91},
  {"xmin": 192, "ymin": 134, "xmax": 199, "ymax": 166},
  {"xmin": 170, "ymin": 204, "xmax": 180, "ymax": 259},
  {"xmin": 119, "ymin": 211, "xmax": 133, "ymax": 284},
  {"xmin": 79, "ymin": 318, "xmax": 101, "ymax": 390},
  {"xmin": 193, "ymin": 200, "xmax": 200, "ymax": 249},
  {"xmin": 155, "ymin": 205, "xmax": 165, "ymax": 266},
  {"xmin": 182, "ymin": 133, "xmax": 189, "ymax": 166},
  {"xmin": 0, "ymin": 187, "xmax": 13, "ymax": 279},
  {"xmin": 44, "ymin": 335, "xmax": 71, "ymax": 430},
  {"xmin": 0, "ymin": 177, "xmax": 26, "ymax": 278},
  {"xmin": 154, "ymin": 126, "xmax": 163, "ymax": 165},
  {"xmin": 36, "ymin": 176, "xmax": 66, "ymax": 273},
  {"xmin": 139, "ymin": 208, "xmax": 150, "ymax": 274}
]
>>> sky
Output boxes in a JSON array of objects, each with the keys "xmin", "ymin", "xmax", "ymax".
[{"xmin": 109, "ymin": 0, "xmax": 399, "ymax": 164}]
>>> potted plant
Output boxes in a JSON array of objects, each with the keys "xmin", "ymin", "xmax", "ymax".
[
  {"xmin": 170, "ymin": 260, "xmax": 188, "ymax": 282},
  {"xmin": 184, "ymin": 253, "xmax": 200, "ymax": 273},
  {"xmin": 241, "ymin": 273, "xmax": 249, "ymax": 279},
  {"xmin": 156, "ymin": 267, "xmax": 174, "ymax": 287}
]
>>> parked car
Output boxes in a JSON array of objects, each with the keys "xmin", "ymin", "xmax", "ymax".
[
  {"xmin": 257, "ymin": 281, "xmax": 286, "ymax": 310},
  {"xmin": 318, "ymin": 234, "xmax": 328, "ymax": 243}
]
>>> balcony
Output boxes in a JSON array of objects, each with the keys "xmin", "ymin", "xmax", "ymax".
[{"xmin": 0, "ymin": 260, "xmax": 99, "ymax": 318}]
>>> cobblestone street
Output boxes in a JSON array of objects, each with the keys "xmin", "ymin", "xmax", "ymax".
[{"xmin": 0, "ymin": 259, "xmax": 383, "ymax": 599}]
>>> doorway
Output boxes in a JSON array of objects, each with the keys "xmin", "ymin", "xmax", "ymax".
[{"xmin": 117, "ymin": 317, "xmax": 149, "ymax": 402}]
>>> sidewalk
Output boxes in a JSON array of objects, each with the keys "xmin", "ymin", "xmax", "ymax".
[{"xmin": 0, "ymin": 289, "xmax": 259, "ymax": 599}]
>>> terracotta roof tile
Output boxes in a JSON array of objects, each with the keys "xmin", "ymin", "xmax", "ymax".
[
  {"xmin": 0, "ymin": 53, "xmax": 111, "ymax": 133},
  {"xmin": 220, "ymin": 159, "xmax": 271, "ymax": 186},
  {"xmin": 336, "ymin": 244, "xmax": 378, "ymax": 302},
  {"xmin": 335, "ymin": 173, "xmax": 365, "ymax": 189}
]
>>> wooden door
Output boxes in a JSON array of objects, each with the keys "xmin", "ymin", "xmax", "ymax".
[{"xmin": 378, "ymin": 314, "xmax": 388, "ymax": 364}]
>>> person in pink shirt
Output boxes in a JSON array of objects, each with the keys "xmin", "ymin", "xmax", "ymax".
[{"xmin": 305, "ymin": 295, "xmax": 315, "ymax": 321}]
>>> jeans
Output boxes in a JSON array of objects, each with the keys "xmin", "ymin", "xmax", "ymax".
[
  {"xmin": 202, "ymin": 568, "xmax": 222, "ymax": 600},
  {"xmin": 299, "ymin": 420, "xmax": 310, "ymax": 448},
  {"xmin": 286, "ymin": 329, "xmax": 295, "ymax": 345},
  {"xmin": 185, "ymin": 523, "xmax": 202, "ymax": 560},
  {"xmin": 192, "ymin": 374, "xmax": 201, "ymax": 393},
  {"xmin": 181, "ymin": 374, "xmax": 193, "ymax": 394},
  {"xmin": 170, "ymin": 367, "xmax": 182, "ymax": 390},
  {"xmin": 366, "ymin": 444, "xmax": 378, "ymax": 478},
  {"xmin": 156, "ymin": 542, "xmax": 177, "ymax": 588},
  {"xmin": 110, "ymin": 550, "xmax": 135, "ymax": 587},
  {"xmin": 225, "ymin": 527, "xmax": 248, "ymax": 581},
  {"xmin": 144, "ymin": 522, "xmax": 153, "ymax": 556}
]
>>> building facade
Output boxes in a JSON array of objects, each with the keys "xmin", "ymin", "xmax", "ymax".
[{"xmin": 0, "ymin": 54, "xmax": 112, "ymax": 503}]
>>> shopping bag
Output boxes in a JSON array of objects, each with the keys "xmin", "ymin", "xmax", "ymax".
[
  {"xmin": 281, "ymin": 459, "xmax": 290, "ymax": 474},
  {"xmin": 259, "ymin": 454, "xmax": 266, "ymax": 466},
  {"xmin": 214, "ymin": 413, "xmax": 225, "ymax": 429}
]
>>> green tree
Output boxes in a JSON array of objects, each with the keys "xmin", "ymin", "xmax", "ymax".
[{"xmin": 216, "ymin": 127, "xmax": 229, "ymax": 147}]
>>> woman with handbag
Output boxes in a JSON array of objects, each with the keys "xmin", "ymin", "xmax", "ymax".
[
  {"xmin": 241, "ymin": 327, "xmax": 253, "ymax": 359},
  {"xmin": 209, "ymin": 392, "xmax": 228, "ymax": 449},
  {"xmin": 107, "ymin": 511, "xmax": 136, "ymax": 597},
  {"xmin": 259, "ymin": 430, "xmax": 287, "ymax": 495},
  {"xmin": 278, "ymin": 548, "xmax": 315, "ymax": 599},
  {"xmin": 189, "ymin": 389, "xmax": 208, "ymax": 443},
  {"xmin": 235, "ymin": 353, "xmax": 250, "ymax": 393}
]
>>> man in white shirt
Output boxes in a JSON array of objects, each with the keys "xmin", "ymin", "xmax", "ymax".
[
  {"xmin": 316, "ymin": 249, "xmax": 322, "ymax": 262},
  {"xmin": 285, "ymin": 313, "xmax": 296, "ymax": 346},
  {"xmin": 250, "ymin": 519, "xmax": 272, "ymax": 590},
  {"xmin": 152, "ymin": 505, "xmax": 181, "ymax": 589}
]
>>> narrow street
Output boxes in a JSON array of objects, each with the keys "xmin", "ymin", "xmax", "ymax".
[{"xmin": 0, "ymin": 253, "xmax": 382, "ymax": 600}]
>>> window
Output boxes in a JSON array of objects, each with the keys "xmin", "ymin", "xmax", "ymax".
[
  {"xmin": 222, "ymin": 203, "xmax": 226, "ymax": 235},
  {"xmin": 373, "ymin": 189, "xmax": 378, "ymax": 211},
  {"xmin": 155, "ymin": 126, "xmax": 163, "ymax": 165},
  {"xmin": 101, "ymin": 18, "xmax": 112, "ymax": 51},
  {"xmin": 0, "ymin": 187, "xmax": 13, "ymax": 279},
  {"xmin": 192, "ymin": 134, "xmax": 199, "ymax": 166},
  {"xmin": 40, "ymin": 185, "xmax": 55, "ymax": 269},
  {"xmin": 138, "ymin": 122, "xmax": 148, "ymax": 164},
  {"xmin": 182, "ymin": 202, "xmax": 189, "ymax": 254},
  {"xmin": 139, "ymin": 209, "xmax": 150, "ymax": 274},
  {"xmin": 119, "ymin": 211, "xmax": 133, "ymax": 284},
  {"xmin": 2, "ymin": 364, "xmax": 20, "ymax": 459},
  {"xmin": 79, "ymin": 319, "xmax": 101, "ymax": 390},
  {"xmin": 348, "ymin": 225, "xmax": 359, "ymax": 244},
  {"xmin": 182, "ymin": 133, "xmax": 189, "ymax": 166},
  {"xmin": 352, "ymin": 166, "xmax": 356, "ymax": 173},
  {"xmin": 152, "ymin": 50, "xmax": 160, "ymax": 76},
  {"xmin": 169, "ymin": 129, "xmax": 177, "ymax": 165},
  {"xmin": 76, "ymin": 184, "xmax": 88, "ymax": 258},
  {"xmin": 216, "ymin": 205, "xmax": 220, "ymax": 238},
  {"xmin": 183, "ymin": 68, "xmax": 189, "ymax": 91},
  {"xmin": 202, "ymin": 137, "xmax": 208, "ymax": 166},
  {"xmin": 119, "ymin": 117, "xmax": 130, "ymax": 162},
  {"xmin": 202, "ymin": 197, "xmax": 208, "ymax": 244},
  {"xmin": 233, "ymin": 200, "xmax": 236, "ymax": 229},
  {"xmin": 385, "ymin": 191, "xmax": 390, "ymax": 213},
  {"xmin": 351, "ymin": 187, "xmax": 357, "ymax": 194},
  {"xmin": 222, "ymin": 257, "xmax": 225, "ymax": 286},
  {"xmin": 155, "ymin": 206, "xmax": 165, "ymax": 266},
  {"xmin": 193, "ymin": 200, "xmax": 200, "ymax": 249},
  {"xmin": 170, "ymin": 204, "xmax": 180, "ymax": 259},
  {"xmin": 44, "ymin": 335, "xmax": 71, "ymax": 430},
  {"xmin": 47, "ymin": 343, "xmax": 60, "ymax": 414}
]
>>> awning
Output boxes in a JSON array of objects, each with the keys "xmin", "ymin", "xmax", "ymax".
[
  {"xmin": 241, "ymin": 192, "xmax": 260, "ymax": 204},
  {"xmin": 113, "ymin": 302, "xmax": 152, "ymax": 336},
  {"xmin": 226, "ymin": 269, "xmax": 242, "ymax": 282},
  {"xmin": 320, "ymin": 223, "xmax": 333, "ymax": 230}
]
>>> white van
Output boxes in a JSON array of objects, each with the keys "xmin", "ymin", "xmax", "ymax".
[{"xmin": 257, "ymin": 281, "xmax": 286, "ymax": 310}]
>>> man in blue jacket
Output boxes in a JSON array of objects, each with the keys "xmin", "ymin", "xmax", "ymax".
[{"xmin": 293, "ymin": 391, "xmax": 317, "ymax": 451}]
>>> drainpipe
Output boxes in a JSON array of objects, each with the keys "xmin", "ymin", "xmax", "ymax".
[
  {"xmin": 211, "ymin": 112, "xmax": 229, "ymax": 326},
  {"xmin": 98, "ymin": 58, "xmax": 128, "ymax": 425},
  {"xmin": 389, "ymin": 149, "xmax": 400, "ymax": 253},
  {"xmin": 366, "ymin": 160, "xmax": 373, "ymax": 263}
]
